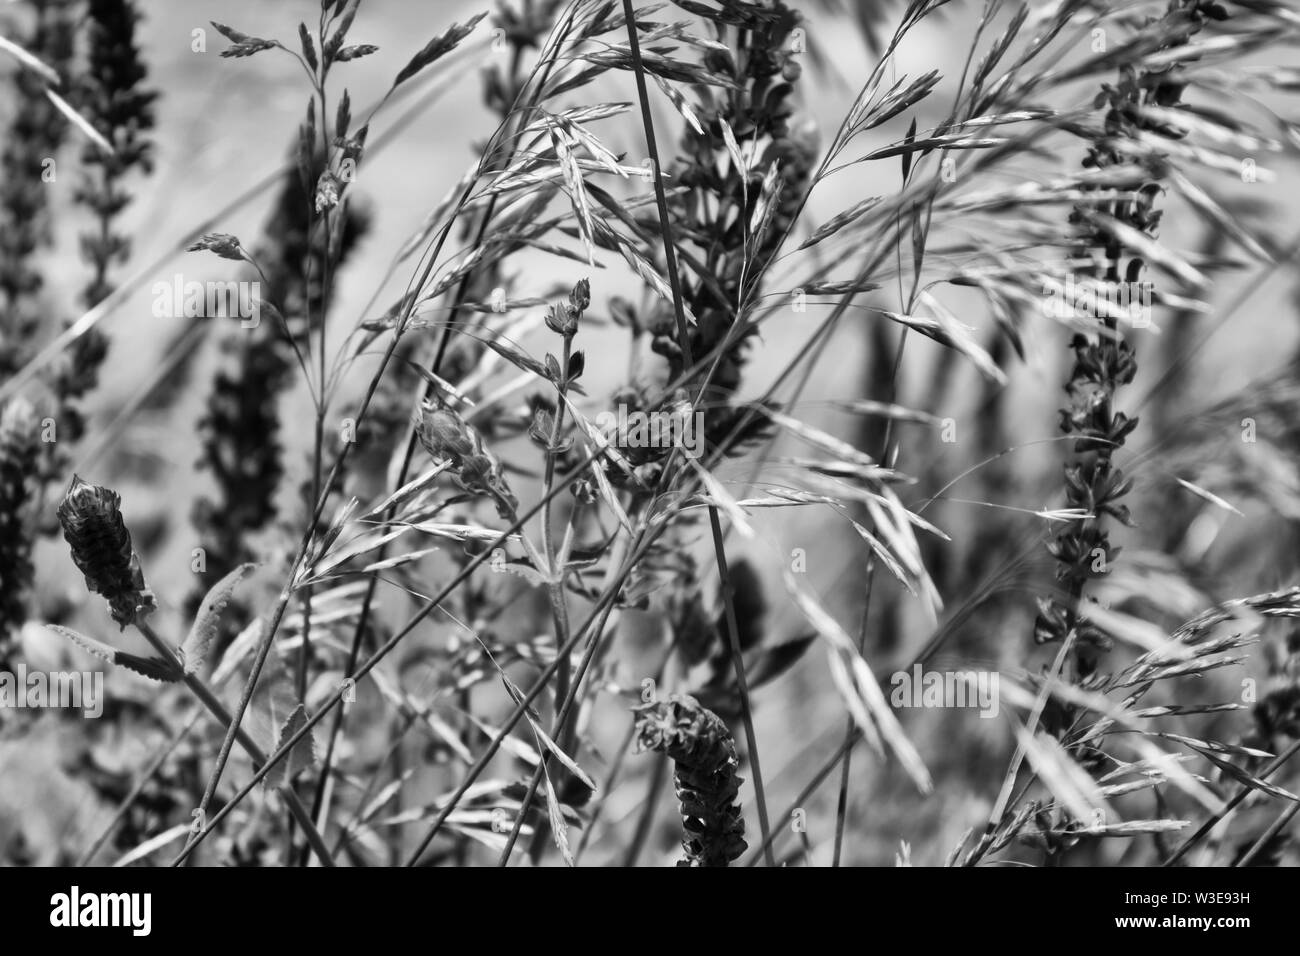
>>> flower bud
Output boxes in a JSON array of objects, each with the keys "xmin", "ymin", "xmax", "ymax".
[
  {"xmin": 545, "ymin": 303, "xmax": 578, "ymax": 337},
  {"xmin": 569, "ymin": 278, "xmax": 590, "ymax": 314}
]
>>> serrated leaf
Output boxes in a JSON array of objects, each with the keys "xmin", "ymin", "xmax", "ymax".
[
  {"xmin": 46, "ymin": 624, "xmax": 180, "ymax": 682},
  {"xmin": 182, "ymin": 563, "xmax": 257, "ymax": 674},
  {"xmin": 47, "ymin": 624, "xmax": 116, "ymax": 664},
  {"xmin": 114, "ymin": 653, "xmax": 184, "ymax": 683},
  {"xmin": 263, "ymin": 704, "xmax": 317, "ymax": 790}
]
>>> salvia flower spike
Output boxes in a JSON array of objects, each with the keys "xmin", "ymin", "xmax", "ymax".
[
  {"xmin": 57, "ymin": 475, "xmax": 156, "ymax": 629},
  {"xmin": 635, "ymin": 694, "xmax": 748, "ymax": 867}
]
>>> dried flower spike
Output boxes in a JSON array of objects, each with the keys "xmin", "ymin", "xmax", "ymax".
[
  {"xmin": 1033, "ymin": 0, "xmax": 1221, "ymax": 679},
  {"xmin": 635, "ymin": 694, "xmax": 747, "ymax": 867},
  {"xmin": 57, "ymin": 475, "xmax": 155, "ymax": 629}
]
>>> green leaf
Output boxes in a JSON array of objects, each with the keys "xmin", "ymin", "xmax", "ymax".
[
  {"xmin": 182, "ymin": 563, "xmax": 257, "ymax": 674},
  {"xmin": 263, "ymin": 704, "xmax": 317, "ymax": 790},
  {"xmin": 46, "ymin": 624, "xmax": 180, "ymax": 683}
]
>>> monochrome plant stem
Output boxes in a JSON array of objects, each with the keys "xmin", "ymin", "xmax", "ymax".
[{"xmin": 130, "ymin": 617, "xmax": 335, "ymax": 867}]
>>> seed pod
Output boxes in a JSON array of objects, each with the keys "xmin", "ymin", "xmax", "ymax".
[
  {"xmin": 635, "ymin": 694, "xmax": 747, "ymax": 867},
  {"xmin": 57, "ymin": 475, "xmax": 156, "ymax": 629}
]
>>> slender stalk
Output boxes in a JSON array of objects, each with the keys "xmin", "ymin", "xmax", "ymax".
[
  {"xmin": 172, "ymin": 435, "xmax": 616, "ymax": 865},
  {"xmin": 131, "ymin": 619, "xmax": 334, "ymax": 867},
  {"xmin": 1164, "ymin": 737, "xmax": 1300, "ymax": 866},
  {"xmin": 619, "ymin": 0, "xmax": 773, "ymax": 865},
  {"xmin": 76, "ymin": 710, "xmax": 202, "ymax": 867},
  {"xmin": 303, "ymin": 10, "xmax": 562, "ymax": 848},
  {"xmin": 191, "ymin": 150, "xmax": 490, "ymax": 837},
  {"xmin": 1235, "ymin": 801, "xmax": 1300, "ymax": 867},
  {"xmin": 175, "ymin": 221, "xmax": 900, "ymax": 865},
  {"xmin": 542, "ymin": 338, "xmax": 575, "ymax": 727},
  {"xmin": 707, "ymin": 507, "xmax": 775, "ymax": 865},
  {"xmin": 500, "ymin": 528, "xmax": 629, "ymax": 865},
  {"xmin": 623, "ymin": 754, "xmax": 668, "ymax": 866},
  {"xmin": 832, "ymin": 328, "xmax": 909, "ymax": 866}
]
